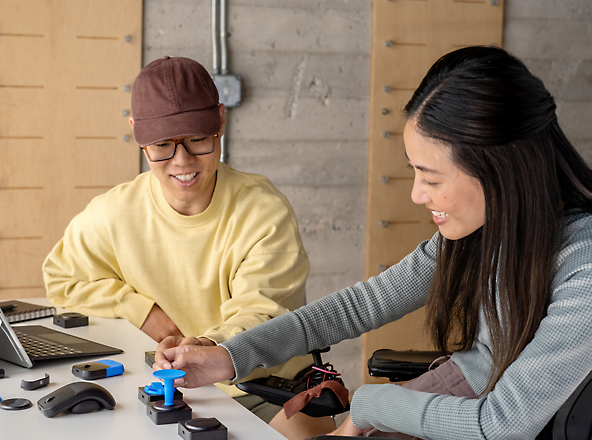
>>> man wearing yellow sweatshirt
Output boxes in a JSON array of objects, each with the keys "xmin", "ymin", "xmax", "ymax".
[{"xmin": 42, "ymin": 56, "xmax": 313, "ymax": 424}]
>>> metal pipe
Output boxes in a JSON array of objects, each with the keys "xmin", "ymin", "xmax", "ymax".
[
  {"xmin": 212, "ymin": 0, "xmax": 220, "ymax": 74},
  {"xmin": 220, "ymin": 107, "xmax": 227, "ymax": 162},
  {"xmin": 220, "ymin": 0, "xmax": 228, "ymax": 74}
]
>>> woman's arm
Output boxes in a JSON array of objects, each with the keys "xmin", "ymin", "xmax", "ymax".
[
  {"xmin": 350, "ymin": 215, "xmax": 592, "ymax": 440},
  {"xmin": 153, "ymin": 232, "xmax": 439, "ymax": 385},
  {"xmin": 220, "ymin": 233, "xmax": 439, "ymax": 380}
]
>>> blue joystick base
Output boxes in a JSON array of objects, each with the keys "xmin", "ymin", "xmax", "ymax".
[
  {"xmin": 143, "ymin": 369, "xmax": 191, "ymax": 425},
  {"xmin": 138, "ymin": 383, "xmax": 183, "ymax": 404}
]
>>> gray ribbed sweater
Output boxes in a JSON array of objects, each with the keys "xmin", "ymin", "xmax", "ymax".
[{"xmin": 220, "ymin": 213, "xmax": 592, "ymax": 439}]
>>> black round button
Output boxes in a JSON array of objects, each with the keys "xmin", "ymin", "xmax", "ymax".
[
  {"xmin": 61, "ymin": 312, "xmax": 84, "ymax": 318},
  {"xmin": 0, "ymin": 398, "xmax": 33, "ymax": 411},
  {"xmin": 185, "ymin": 418, "xmax": 221, "ymax": 431},
  {"xmin": 152, "ymin": 400, "xmax": 187, "ymax": 412}
]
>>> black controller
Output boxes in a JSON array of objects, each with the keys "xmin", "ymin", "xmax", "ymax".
[{"xmin": 236, "ymin": 348, "xmax": 349, "ymax": 417}]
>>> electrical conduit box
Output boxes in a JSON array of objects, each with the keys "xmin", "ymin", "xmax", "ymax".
[{"xmin": 212, "ymin": 75, "xmax": 241, "ymax": 108}]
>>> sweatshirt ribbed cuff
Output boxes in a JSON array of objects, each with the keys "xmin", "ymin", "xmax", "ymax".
[{"xmin": 114, "ymin": 290, "xmax": 155, "ymax": 328}]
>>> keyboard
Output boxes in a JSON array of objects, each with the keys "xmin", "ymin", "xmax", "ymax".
[{"xmin": 15, "ymin": 331, "xmax": 83, "ymax": 358}]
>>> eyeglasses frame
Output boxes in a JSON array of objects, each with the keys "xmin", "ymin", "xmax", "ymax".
[{"xmin": 140, "ymin": 133, "xmax": 220, "ymax": 162}]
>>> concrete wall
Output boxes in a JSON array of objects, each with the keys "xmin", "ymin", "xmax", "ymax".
[
  {"xmin": 504, "ymin": 0, "xmax": 592, "ymax": 164},
  {"xmin": 142, "ymin": 0, "xmax": 370, "ymax": 392},
  {"xmin": 142, "ymin": 0, "xmax": 592, "ymax": 394}
]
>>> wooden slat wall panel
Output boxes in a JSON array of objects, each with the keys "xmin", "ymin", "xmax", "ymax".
[
  {"xmin": 363, "ymin": 0, "xmax": 504, "ymax": 385},
  {"xmin": 0, "ymin": 0, "xmax": 142, "ymax": 300}
]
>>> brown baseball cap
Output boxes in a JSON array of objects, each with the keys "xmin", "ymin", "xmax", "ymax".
[{"xmin": 131, "ymin": 56, "xmax": 221, "ymax": 146}]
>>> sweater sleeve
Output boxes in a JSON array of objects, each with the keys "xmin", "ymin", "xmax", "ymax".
[
  {"xmin": 198, "ymin": 180, "xmax": 310, "ymax": 345},
  {"xmin": 43, "ymin": 204, "xmax": 155, "ymax": 329},
  {"xmin": 220, "ymin": 233, "xmax": 439, "ymax": 380},
  {"xmin": 199, "ymin": 247, "xmax": 310, "ymax": 344},
  {"xmin": 351, "ymin": 215, "xmax": 592, "ymax": 440}
]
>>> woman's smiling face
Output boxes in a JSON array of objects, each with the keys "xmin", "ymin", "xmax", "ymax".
[{"xmin": 404, "ymin": 120, "xmax": 486, "ymax": 240}]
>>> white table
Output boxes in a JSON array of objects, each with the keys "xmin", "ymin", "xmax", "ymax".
[{"xmin": 0, "ymin": 299, "xmax": 286, "ymax": 440}]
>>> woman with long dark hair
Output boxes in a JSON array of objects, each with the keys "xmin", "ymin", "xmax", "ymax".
[{"xmin": 154, "ymin": 46, "xmax": 592, "ymax": 439}]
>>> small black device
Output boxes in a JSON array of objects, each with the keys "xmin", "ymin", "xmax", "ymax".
[
  {"xmin": 178, "ymin": 418, "xmax": 228, "ymax": 440},
  {"xmin": 145, "ymin": 350, "xmax": 156, "ymax": 367},
  {"xmin": 37, "ymin": 382, "xmax": 116, "ymax": 417},
  {"xmin": 53, "ymin": 312, "xmax": 89, "ymax": 328},
  {"xmin": 21, "ymin": 373, "xmax": 50, "ymax": 390},
  {"xmin": 72, "ymin": 360, "xmax": 124, "ymax": 379},
  {"xmin": 236, "ymin": 348, "xmax": 349, "ymax": 417},
  {"xmin": 146, "ymin": 399, "xmax": 192, "ymax": 425},
  {"xmin": 0, "ymin": 398, "xmax": 33, "ymax": 411},
  {"xmin": 0, "ymin": 304, "xmax": 16, "ymax": 313}
]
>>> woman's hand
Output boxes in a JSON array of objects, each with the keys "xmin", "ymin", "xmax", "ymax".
[
  {"xmin": 329, "ymin": 414, "xmax": 373, "ymax": 437},
  {"xmin": 153, "ymin": 344, "xmax": 236, "ymax": 388},
  {"xmin": 157, "ymin": 335, "xmax": 215, "ymax": 352}
]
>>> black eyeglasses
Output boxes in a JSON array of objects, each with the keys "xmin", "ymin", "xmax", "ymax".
[{"xmin": 140, "ymin": 134, "xmax": 219, "ymax": 162}]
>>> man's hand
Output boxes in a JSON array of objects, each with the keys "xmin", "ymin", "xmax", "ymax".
[
  {"xmin": 328, "ymin": 414, "xmax": 372, "ymax": 437},
  {"xmin": 153, "ymin": 344, "xmax": 236, "ymax": 388},
  {"xmin": 140, "ymin": 304, "xmax": 184, "ymax": 342}
]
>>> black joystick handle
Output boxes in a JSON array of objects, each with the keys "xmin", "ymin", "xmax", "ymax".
[
  {"xmin": 307, "ymin": 348, "xmax": 341, "ymax": 388},
  {"xmin": 311, "ymin": 350, "xmax": 324, "ymax": 367}
]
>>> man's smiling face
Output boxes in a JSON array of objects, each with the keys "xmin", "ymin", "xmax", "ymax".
[{"xmin": 137, "ymin": 104, "xmax": 225, "ymax": 216}]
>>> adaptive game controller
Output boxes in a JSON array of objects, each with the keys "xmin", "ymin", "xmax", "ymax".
[
  {"xmin": 138, "ymin": 369, "xmax": 227, "ymax": 437},
  {"xmin": 236, "ymin": 348, "xmax": 350, "ymax": 417},
  {"xmin": 37, "ymin": 382, "xmax": 116, "ymax": 417},
  {"xmin": 143, "ymin": 369, "xmax": 192, "ymax": 425},
  {"xmin": 178, "ymin": 418, "xmax": 228, "ymax": 440}
]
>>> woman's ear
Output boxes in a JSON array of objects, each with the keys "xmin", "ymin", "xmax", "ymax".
[{"xmin": 129, "ymin": 117, "xmax": 134, "ymax": 129}]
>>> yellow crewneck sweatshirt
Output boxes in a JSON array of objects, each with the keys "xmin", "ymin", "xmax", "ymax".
[{"xmin": 43, "ymin": 163, "xmax": 312, "ymax": 396}]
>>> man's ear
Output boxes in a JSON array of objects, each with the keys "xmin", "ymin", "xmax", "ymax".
[
  {"xmin": 129, "ymin": 117, "xmax": 134, "ymax": 129},
  {"xmin": 218, "ymin": 104, "xmax": 226, "ymax": 136}
]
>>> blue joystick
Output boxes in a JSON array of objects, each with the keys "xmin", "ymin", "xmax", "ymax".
[
  {"xmin": 144, "ymin": 381, "xmax": 165, "ymax": 396},
  {"xmin": 152, "ymin": 369, "xmax": 185, "ymax": 407}
]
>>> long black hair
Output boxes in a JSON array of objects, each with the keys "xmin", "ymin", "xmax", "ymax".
[{"xmin": 405, "ymin": 46, "xmax": 592, "ymax": 392}]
